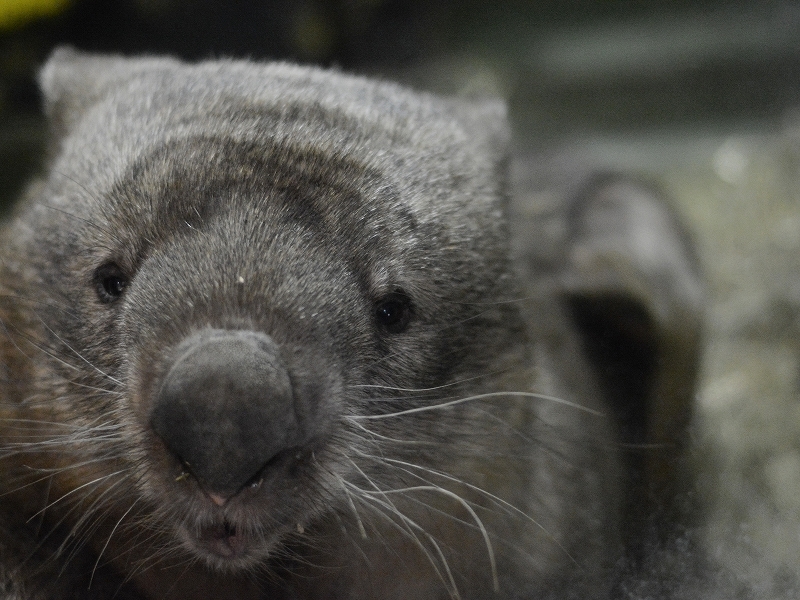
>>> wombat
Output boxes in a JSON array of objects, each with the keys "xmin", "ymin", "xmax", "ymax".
[{"xmin": 0, "ymin": 48, "xmax": 703, "ymax": 599}]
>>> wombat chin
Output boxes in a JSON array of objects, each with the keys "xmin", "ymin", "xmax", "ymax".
[{"xmin": 0, "ymin": 48, "xmax": 703, "ymax": 599}]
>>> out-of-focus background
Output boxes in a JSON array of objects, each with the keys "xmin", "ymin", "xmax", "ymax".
[{"xmin": 2, "ymin": 1, "xmax": 800, "ymax": 596}]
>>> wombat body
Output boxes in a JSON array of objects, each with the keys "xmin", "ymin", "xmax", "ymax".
[{"xmin": 0, "ymin": 49, "xmax": 702, "ymax": 599}]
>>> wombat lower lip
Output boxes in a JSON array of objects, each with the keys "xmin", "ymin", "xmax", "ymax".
[
  {"xmin": 191, "ymin": 519, "xmax": 270, "ymax": 562},
  {"xmin": 181, "ymin": 517, "xmax": 288, "ymax": 566},
  {"xmin": 196, "ymin": 522, "xmax": 244, "ymax": 558}
]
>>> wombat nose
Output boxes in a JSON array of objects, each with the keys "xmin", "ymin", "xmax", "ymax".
[{"xmin": 150, "ymin": 329, "xmax": 299, "ymax": 497}]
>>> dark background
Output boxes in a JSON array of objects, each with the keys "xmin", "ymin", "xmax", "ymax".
[{"xmin": 2, "ymin": 0, "xmax": 800, "ymax": 202}]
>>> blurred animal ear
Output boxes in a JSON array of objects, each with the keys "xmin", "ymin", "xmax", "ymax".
[
  {"xmin": 560, "ymin": 173, "xmax": 704, "ymax": 553},
  {"xmin": 40, "ymin": 47, "xmax": 119, "ymax": 137},
  {"xmin": 448, "ymin": 97, "xmax": 511, "ymax": 161},
  {"xmin": 38, "ymin": 46, "xmax": 176, "ymax": 139}
]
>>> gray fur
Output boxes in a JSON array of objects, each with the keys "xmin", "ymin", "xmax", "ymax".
[{"xmin": 0, "ymin": 48, "xmax": 702, "ymax": 599}]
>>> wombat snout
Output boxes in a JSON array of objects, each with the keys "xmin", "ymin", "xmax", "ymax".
[{"xmin": 149, "ymin": 328, "xmax": 300, "ymax": 498}]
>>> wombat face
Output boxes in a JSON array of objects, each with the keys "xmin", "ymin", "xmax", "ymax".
[{"xmin": 3, "ymin": 49, "xmax": 527, "ymax": 575}]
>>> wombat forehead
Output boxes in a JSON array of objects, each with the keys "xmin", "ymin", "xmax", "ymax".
[
  {"xmin": 50, "ymin": 63, "xmax": 506, "ymax": 223},
  {"xmin": 60, "ymin": 69, "xmax": 447, "ymax": 175},
  {"xmin": 44, "ymin": 55, "xmax": 457, "ymax": 143},
  {"xmin": 99, "ymin": 134, "xmax": 419, "ymax": 248}
]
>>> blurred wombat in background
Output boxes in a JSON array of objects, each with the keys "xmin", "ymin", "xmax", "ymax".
[{"xmin": 0, "ymin": 48, "xmax": 702, "ymax": 599}]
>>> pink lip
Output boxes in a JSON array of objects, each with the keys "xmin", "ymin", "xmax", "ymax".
[{"xmin": 196, "ymin": 521, "xmax": 247, "ymax": 558}]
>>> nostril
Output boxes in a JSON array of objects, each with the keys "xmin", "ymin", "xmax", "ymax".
[{"xmin": 150, "ymin": 328, "xmax": 301, "ymax": 496}]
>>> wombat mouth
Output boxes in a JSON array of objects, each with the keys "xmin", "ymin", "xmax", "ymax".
[{"xmin": 195, "ymin": 520, "xmax": 247, "ymax": 559}]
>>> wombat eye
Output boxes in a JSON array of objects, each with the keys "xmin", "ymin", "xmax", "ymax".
[
  {"xmin": 375, "ymin": 292, "xmax": 413, "ymax": 334},
  {"xmin": 94, "ymin": 263, "xmax": 129, "ymax": 303}
]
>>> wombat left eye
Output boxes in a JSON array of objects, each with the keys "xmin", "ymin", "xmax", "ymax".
[
  {"xmin": 94, "ymin": 263, "xmax": 129, "ymax": 304},
  {"xmin": 375, "ymin": 292, "xmax": 413, "ymax": 334}
]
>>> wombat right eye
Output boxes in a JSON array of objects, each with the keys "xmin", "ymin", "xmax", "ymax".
[
  {"xmin": 93, "ymin": 263, "xmax": 129, "ymax": 303},
  {"xmin": 375, "ymin": 291, "xmax": 413, "ymax": 334}
]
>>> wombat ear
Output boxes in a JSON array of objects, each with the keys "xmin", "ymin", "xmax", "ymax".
[
  {"xmin": 559, "ymin": 173, "xmax": 704, "ymax": 552},
  {"xmin": 38, "ymin": 46, "xmax": 173, "ymax": 138},
  {"xmin": 449, "ymin": 97, "xmax": 511, "ymax": 159}
]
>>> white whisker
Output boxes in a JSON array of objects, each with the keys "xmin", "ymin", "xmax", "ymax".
[
  {"xmin": 360, "ymin": 484, "xmax": 499, "ymax": 591},
  {"xmin": 26, "ymin": 469, "xmax": 129, "ymax": 523},
  {"xmin": 346, "ymin": 459, "xmax": 461, "ymax": 598},
  {"xmin": 90, "ymin": 498, "xmax": 139, "ymax": 588},
  {"xmin": 350, "ymin": 391, "xmax": 604, "ymax": 420},
  {"xmin": 37, "ymin": 319, "xmax": 123, "ymax": 386},
  {"xmin": 338, "ymin": 476, "xmax": 368, "ymax": 539},
  {"xmin": 358, "ymin": 452, "xmax": 579, "ymax": 567}
]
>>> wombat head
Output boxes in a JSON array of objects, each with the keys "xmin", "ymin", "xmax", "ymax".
[{"xmin": 3, "ymin": 48, "xmax": 527, "ymax": 572}]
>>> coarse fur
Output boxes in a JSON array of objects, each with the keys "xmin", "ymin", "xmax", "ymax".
[{"xmin": 0, "ymin": 48, "xmax": 702, "ymax": 599}]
